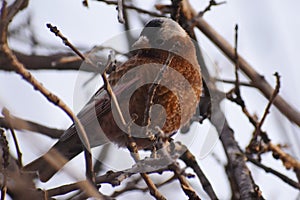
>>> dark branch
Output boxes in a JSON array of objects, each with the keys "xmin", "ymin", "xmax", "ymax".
[
  {"xmin": 2, "ymin": 108, "xmax": 23, "ymax": 167},
  {"xmin": 197, "ymin": 0, "xmax": 226, "ymax": 17},
  {"xmin": 247, "ymin": 156, "xmax": 300, "ymax": 190},
  {"xmin": 193, "ymin": 16, "xmax": 300, "ymax": 127},
  {"xmin": 256, "ymin": 73, "xmax": 281, "ymax": 132},
  {"xmin": 96, "ymin": 0, "xmax": 163, "ymax": 17},
  {"xmin": 0, "ymin": 115, "xmax": 63, "ymax": 139},
  {"xmin": 180, "ymin": 148, "xmax": 218, "ymax": 200}
]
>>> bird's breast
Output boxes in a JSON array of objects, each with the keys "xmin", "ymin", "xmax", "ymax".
[{"xmin": 110, "ymin": 49, "xmax": 202, "ymax": 139}]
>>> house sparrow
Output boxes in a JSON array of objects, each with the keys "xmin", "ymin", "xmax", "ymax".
[{"xmin": 24, "ymin": 18, "xmax": 202, "ymax": 182}]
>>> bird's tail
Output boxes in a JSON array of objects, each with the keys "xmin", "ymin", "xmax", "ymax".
[
  {"xmin": 24, "ymin": 149, "xmax": 68, "ymax": 182},
  {"xmin": 24, "ymin": 129, "xmax": 83, "ymax": 182}
]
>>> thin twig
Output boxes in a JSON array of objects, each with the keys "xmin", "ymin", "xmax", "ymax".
[
  {"xmin": 47, "ymin": 21, "xmax": 164, "ymax": 198},
  {"xmin": 2, "ymin": 44, "xmax": 101, "ymax": 197},
  {"xmin": 82, "ymin": 0, "xmax": 89, "ymax": 7},
  {"xmin": 93, "ymin": 144, "xmax": 110, "ymax": 174},
  {"xmin": 268, "ymin": 143, "xmax": 300, "ymax": 171},
  {"xmin": 100, "ymin": 52, "xmax": 126, "ymax": 126},
  {"xmin": 0, "ymin": 129, "xmax": 9, "ymax": 200},
  {"xmin": 234, "ymin": 24, "xmax": 240, "ymax": 96},
  {"xmin": 169, "ymin": 163, "xmax": 201, "ymax": 200},
  {"xmin": 197, "ymin": 0, "xmax": 226, "ymax": 17},
  {"xmin": 177, "ymin": 2, "xmax": 263, "ymax": 198},
  {"xmin": 6, "ymin": 0, "xmax": 28, "ymax": 24},
  {"xmin": 117, "ymin": 0, "xmax": 125, "ymax": 23},
  {"xmin": 170, "ymin": 0, "xmax": 182, "ymax": 22},
  {"xmin": 127, "ymin": 132, "xmax": 166, "ymax": 199},
  {"xmin": 100, "ymin": 57, "xmax": 154, "ymax": 190},
  {"xmin": 225, "ymin": 24, "xmax": 248, "ymax": 114},
  {"xmin": 180, "ymin": 148, "xmax": 218, "ymax": 200},
  {"xmin": 256, "ymin": 72, "xmax": 281, "ymax": 132},
  {"xmin": 2, "ymin": 108, "xmax": 23, "ymax": 167},
  {"xmin": 223, "ymin": 32, "xmax": 294, "ymax": 182},
  {"xmin": 125, "ymin": 134, "xmax": 165, "ymax": 200},
  {"xmin": 0, "ymin": 1, "xmax": 99, "ymax": 196},
  {"xmin": 120, "ymin": 5, "xmax": 136, "ymax": 53},
  {"xmin": 101, "ymin": 51, "xmax": 166, "ymax": 200},
  {"xmin": 96, "ymin": 0, "xmax": 163, "ymax": 17},
  {"xmin": 112, "ymin": 174, "xmax": 180, "ymax": 198},
  {"xmin": 111, "ymin": 176, "xmax": 144, "ymax": 197},
  {"xmin": 247, "ymin": 156, "xmax": 300, "ymax": 190},
  {"xmin": 192, "ymin": 16, "xmax": 300, "ymax": 127},
  {"xmin": 47, "ymin": 170, "xmax": 131, "ymax": 198},
  {"xmin": 2, "ymin": 8, "xmax": 100, "ymax": 193},
  {"xmin": 250, "ymin": 73, "xmax": 280, "ymax": 144},
  {"xmin": 46, "ymin": 24, "xmax": 86, "ymax": 60},
  {"xmin": 135, "ymin": 49, "xmax": 176, "ymax": 200},
  {"xmin": 47, "ymin": 24, "xmax": 163, "ymax": 198},
  {"xmin": 231, "ymin": 70, "xmax": 300, "ymax": 189},
  {"xmin": 0, "ymin": 116, "xmax": 64, "ymax": 139},
  {"xmin": 3, "ymin": 42, "xmax": 95, "ymax": 181},
  {"xmin": 214, "ymin": 78, "xmax": 255, "ymax": 88},
  {"xmin": 0, "ymin": 0, "xmax": 8, "ymax": 44},
  {"xmin": 225, "ymin": 25, "xmax": 258, "ymax": 127},
  {"xmin": 143, "ymin": 53, "xmax": 173, "ymax": 131},
  {"xmin": 140, "ymin": 173, "xmax": 166, "ymax": 200},
  {"xmin": 46, "ymin": 23, "xmax": 95, "ymax": 183}
]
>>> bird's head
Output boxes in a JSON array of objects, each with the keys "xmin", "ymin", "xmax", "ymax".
[{"xmin": 132, "ymin": 18, "xmax": 196, "ymax": 60}]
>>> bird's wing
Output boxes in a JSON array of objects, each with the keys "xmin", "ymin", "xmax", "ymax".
[{"xmin": 59, "ymin": 75, "xmax": 140, "ymax": 144}]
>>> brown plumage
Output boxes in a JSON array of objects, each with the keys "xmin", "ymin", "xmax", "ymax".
[{"xmin": 24, "ymin": 18, "xmax": 202, "ymax": 182}]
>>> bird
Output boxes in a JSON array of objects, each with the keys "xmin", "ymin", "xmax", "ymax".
[{"xmin": 24, "ymin": 17, "xmax": 202, "ymax": 182}]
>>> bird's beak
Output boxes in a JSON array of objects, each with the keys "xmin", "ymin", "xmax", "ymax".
[{"xmin": 132, "ymin": 36, "xmax": 150, "ymax": 49}]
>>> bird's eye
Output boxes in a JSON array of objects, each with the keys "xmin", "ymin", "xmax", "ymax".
[{"xmin": 155, "ymin": 39, "xmax": 164, "ymax": 45}]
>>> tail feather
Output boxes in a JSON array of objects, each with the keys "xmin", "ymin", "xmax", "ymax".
[
  {"xmin": 24, "ymin": 132, "xmax": 83, "ymax": 182},
  {"xmin": 24, "ymin": 149, "xmax": 68, "ymax": 182}
]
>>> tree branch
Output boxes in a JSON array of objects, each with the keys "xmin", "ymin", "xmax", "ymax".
[
  {"xmin": 247, "ymin": 156, "xmax": 300, "ymax": 190},
  {"xmin": 0, "ymin": 115, "xmax": 63, "ymax": 139},
  {"xmin": 177, "ymin": 1, "xmax": 264, "ymax": 198},
  {"xmin": 192, "ymin": 16, "xmax": 300, "ymax": 127}
]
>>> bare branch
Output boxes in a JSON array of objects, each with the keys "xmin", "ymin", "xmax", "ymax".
[
  {"xmin": 268, "ymin": 143, "xmax": 300, "ymax": 171},
  {"xmin": 0, "ymin": 1, "xmax": 8, "ymax": 43},
  {"xmin": 0, "ymin": 129, "xmax": 9, "ymax": 200},
  {"xmin": 6, "ymin": 0, "xmax": 28, "ymax": 23},
  {"xmin": 234, "ymin": 24, "xmax": 241, "ymax": 96},
  {"xmin": 111, "ymin": 177, "xmax": 144, "ymax": 198},
  {"xmin": 214, "ymin": 78, "xmax": 255, "ymax": 88},
  {"xmin": 46, "ymin": 23, "xmax": 98, "ymax": 183},
  {"xmin": 117, "ymin": 0, "xmax": 125, "ymax": 23},
  {"xmin": 47, "ymin": 170, "xmax": 131, "ymax": 198},
  {"xmin": 192, "ymin": 16, "xmax": 300, "ymax": 127},
  {"xmin": 96, "ymin": 0, "xmax": 164, "ymax": 17},
  {"xmin": 169, "ymin": 163, "xmax": 200, "ymax": 200},
  {"xmin": 256, "ymin": 73, "xmax": 281, "ymax": 132},
  {"xmin": 82, "ymin": 0, "xmax": 89, "ymax": 7},
  {"xmin": 1, "ymin": 5, "xmax": 93, "ymax": 181},
  {"xmin": 177, "ymin": 1, "xmax": 264, "ymax": 198},
  {"xmin": 0, "ymin": 115, "xmax": 63, "ymax": 139},
  {"xmin": 47, "ymin": 24, "xmax": 86, "ymax": 60},
  {"xmin": 101, "ymin": 52, "xmax": 166, "ymax": 200},
  {"xmin": 197, "ymin": 0, "xmax": 226, "ymax": 17},
  {"xmin": 247, "ymin": 156, "xmax": 300, "ymax": 190},
  {"xmin": 180, "ymin": 147, "xmax": 218, "ymax": 200},
  {"xmin": 2, "ymin": 108, "xmax": 23, "ymax": 167}
]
